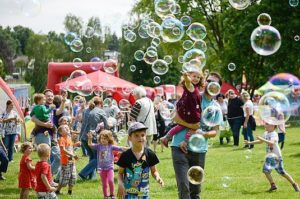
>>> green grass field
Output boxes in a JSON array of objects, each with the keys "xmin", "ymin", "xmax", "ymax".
[{"xmin": 1, "ymin": 127, "xmax": 300, "ymax": 199}]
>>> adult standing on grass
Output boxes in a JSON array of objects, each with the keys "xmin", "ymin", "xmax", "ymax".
[
  {"xmin": 241, "ymin": 91, "xmax": 255, "ymax": 149},
  {"xmin": 171, "ymin": 72, "xmax": 222, "ymax": 199},
  {"xmin": 1, "ymin": 100, "xmax": 21, "ymax": 162},
  {"xmin": 130, "ymin": 86, "xmax": 157, "ymax": 148},
  {"xmin": 227, "ymin": 89, "xmax": 244, "ymax": 147}
]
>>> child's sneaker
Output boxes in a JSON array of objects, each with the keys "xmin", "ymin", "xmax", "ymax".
[
  {"xmin": 292, "ymin": 183, "xmax": 300, "ymax": 192},
  {"xmin": 267, "ymin": 184, "xmax": 277, "ymax": 192},
  {"xmin": 160, "ymin": 136, "xmax": 169, "ymax": 148}
]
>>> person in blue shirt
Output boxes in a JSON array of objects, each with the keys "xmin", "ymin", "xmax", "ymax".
[{"xmin": 171, "ymin": 72, "xmax": 223, "ymax": 199}]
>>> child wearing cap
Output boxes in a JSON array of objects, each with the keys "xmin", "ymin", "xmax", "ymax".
[
  {"xmin": 160, "ymin": 69, "xmax": 204, "ymax": 147},
  {"xmin": 117, "ymin": 122, "xmax": 164, "ymax": 198},
  {"xmin": 244, "ymin": 122, "xmax": 299, "ymax": 192}
]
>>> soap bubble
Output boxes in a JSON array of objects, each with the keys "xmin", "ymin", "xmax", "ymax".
[
  {"xmin": 183, "ymin": 48, "xmax": 206, "ymax": 69},
  {"xmin": 138, "ymin": 25, "xmax": 150, "ymax": 39},
  {"xmin": 186, "ymin": 23, "xmax": 207, "ymax": 41},
  {"xmin": 180, "ymin": 16, "xmax": 192, "ymax": 26},
  {"xmin": 159, "ymin": 101, "xmax": 175, "ymax": 120},
  {"xmin": 90, "ymin": 57, "xmax": 102, "ymax": 71},
  {"xmin": 153, "ymin": 76, "xmax": 161, "ymax": 84},
  {"xmin": 182, "ymin": 40, "xmax": 194, "ymax": 50},
  {"xmin": 76, "ymin": 79, "xmax": 94, "ymax": 97},
  {"xmin": 151, "ymin": 37, "xmax": 161, "ymax": 47},
  {"xmin": 188, "ymin": 134, "xmax": 206, "ymax": 153},
  {"xmin": 202, "ymin": 105, "xmax": 223, "ymax": 127},
  {"xmin": 228, "ymin": 63, "xmax": 236, "ymax": 71},
  {"xmin": 155, "ymin": 0, "xmax": 176, "ymax": 18},
  {"xmin": 289, "ymin": 0, "xmax": 299, "ymax": 7},
  {"xmin": 72, "ymin": 58, "xmax": 83, "ymax": 68},
  {"xmin": 265, "ymin": 153, "xmax": 279, "ymax": 170},
  {"xmin": 147, "ymin": 22, "xmax": 162, "ymax": 38},
  {"xmin": 244, "ymin": 149, "xmax": 253, "ymax": 160},
  {"xmin": 221, "ymin": 176, "xmax": 232, "ymax": 188},
  {"xmin": 178, "ymin": 56, "xmax": 184, "ymax": 63},
  {"xmin": 207, "ymin": 82, "xmax": 221, "ymax": 97},
  {"xmin": 64, "ymin": 32, "xmax": 78, "ymax": 45},
  {"xmin": 258, "ymin": 91, "xmax": 291, "ymax": 125},
  {"xmin": 122, "ymin": 87, "xmax": 133, "ymax": 95},
  {"xmin": 182, "ymin": 62, "xmax": 201, "ymax": 73},
  {"xmin": 94, "ymin": 86, "xmax": 103, "ymax": 96},
  {"xmin": 170, "ymin": 3, "xmax": 181, "ymax": 15},
  {"xmin": 257, "ymin": 13, "xmax": 272, "ymax": 26},
  {"xmin": 164, "ymin": 55, "xmax": 173, "ymax": 64},
  {"xmin": 161, "ymin": 17, "xmax": 185, "ymax": 43},
  {"xmin": 103, "ymin": 59, "xmax": 118, "ymax": 74},
  {"xmin": 119, "ymin": 99, "xmax": 131, "ymax": 110},
  {"xmin": 70, "ymin": 38, "xmax": 84, "ymax": 53},
  {"xmin": 130, "ymin": 65, "xmax": 136, "ymax": 72},
  {"xmin": 193, "ymin": 40, "xmax": 207, "ymax": 52},
  {"xmin": 229, "ymin": 0, "xmax": 250, "ymax": 10},
  {"xmin": 86, "ymin": 47, "xmax": 92, "ymax": 54},
  {"xmin": 152, "ymin": 59, "xmax": 169, "ymax": 75},
  {"xmin": 269, "ymin": 73, "xmax": 300, "ymax": 88},
  {"xmin": 144, "ymin": 51, "xmax": 158, "ymax": 65},
  {"xmin": 124, "ymin": 30, "xmax": 137, "ymax": 42},
  {"xmin": 134, "ymin": 50, "xmax": 145, "ymax": 61},
  {"xmin": 187, "ymin": 166, "xmax": 204, "ymax": 185},
  {"xmin": 84, "ymin": 26, "xmax": 95, "ymax": 38},
  {"xmin": 69, "ymin": 70, "xmax": 87, "ymax": 79},
  {"xmin": 294, "ymin": 35, "xmax": 300, "ymax": 41},
  {"xmin": 250, "ymin": 25, "xmax": 281, "ymax": 56}
]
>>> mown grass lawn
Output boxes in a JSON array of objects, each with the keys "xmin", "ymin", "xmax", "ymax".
[{"xmin": 1, "ymin": 126, "xmax": 300, "ymax": 199}]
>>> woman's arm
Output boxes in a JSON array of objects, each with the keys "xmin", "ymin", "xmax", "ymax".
[{"xmin": 243, "ymin": 106, "xmax": 250, "ymax": 128}]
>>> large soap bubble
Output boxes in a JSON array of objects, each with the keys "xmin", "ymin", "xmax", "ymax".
[
  {"xmin": 144, "ymin": 51, "xmax": 158, "ymax": 65},
  {"xmin": 161, "ymin": 17, "xmax": 185, "ymax": 43},
  {"xmin": 250, "ymin": 25, "xmax": 281, "ymax": 56},
  {"xmin": 152, "ymin": 59, "xmax": 169, "ymax": 75},
  {"xmin": 207, "ymin": 82, "xmax": 221, "ymax": 97},
  {"xmin": 64, "ymin": 32, "xmax": 78, "ymax": 45},
  {"xmin": 124, "ymin": 30, "xmax": 137, "ymax": 42},
  {"xmin": 257, "ymin": 13, "xmax": 272, "ymax": 26},
  {"xmin": 134, "ymin": 50, "xmax": 145, "ymax": 61},
  {"xmin": 147, "ymin": 22, "xmax": 162, "ymax": 38},
  {"xmin": 138, "ymin": 25, "xmax": 150, "ymax": 39},
  {"xmin": 186, "ymin": 23, "xmax": 207, "ymax": 41},
  {"xmin": 183, "ymin": 48, "xmax": 206, "ymax": 69},
  {"xmin": 180, "ymin": 15, "xmax": 192, "ymax": 27},
  {"xmin": 188, "ymin": 134, "xmax": 206, "ymax": 153},
  {"xmin": 269, "ymin": 73, "xmax": 300, "ymax": 88},
  {"xmin": 155, "ymin": 0, "xmax": 176, "ymax": 18},
  {"xmin": 258, "ymin": 91, "xmax": 291, "ymax": 125},
  {"xmin": 119, "ymin": 99, "xmax": 131, "ymax": 110},
  {"xmin": 229, "ymin": 0, "xmax": 251, "ymax": 10},
  {"xmin": 159, "ymin": 101, "xmax": 175, "ymax": 120},
  {"xmin": 187, "ymin": 166, "xmax": 204, "ymax": 185},
  {"xmin": 72, "ymin": 58, "xmax": 83, "ymax": 68},
  {"xmin": 70, "ymin": 38, "xmax": 84, "ymax": 53},
  {"xmin": 103, "ymin": 59, "xmax": 118, "ymax": 74},
  {"xmin": 202, "ymin": 105, "xmax": 223, "ymax": 127}
]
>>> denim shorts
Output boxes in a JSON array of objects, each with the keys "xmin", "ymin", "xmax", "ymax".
[{"xmin": 263, "ymin": 157, "xmax": 285, "ymax": 175}]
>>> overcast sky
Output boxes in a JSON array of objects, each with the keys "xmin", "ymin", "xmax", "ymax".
[{"xmin": 0, "ymin": 0, "xmax": 136, "ymax": 36}]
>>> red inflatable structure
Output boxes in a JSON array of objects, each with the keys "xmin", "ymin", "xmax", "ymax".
[{"xmin": 47, "ymin": 61, "xmax": 118, "ymax": 94}]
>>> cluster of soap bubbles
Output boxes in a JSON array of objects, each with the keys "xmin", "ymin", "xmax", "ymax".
[
  {"xmin": 123, "ymin": 0, "xmax": 208, "ymax": 84},
  {"xmin": 251, "ymin": 13, "xmax": 281, "ymax": 56}
]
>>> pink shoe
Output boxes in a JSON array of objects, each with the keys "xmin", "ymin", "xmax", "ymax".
[{"xmin": 160, "ymin": 137, "xmax": 169, "ymax": 148}]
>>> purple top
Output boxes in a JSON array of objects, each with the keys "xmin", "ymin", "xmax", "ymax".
[
  {"xmin": 90, "ymin": 144, "xmax": 123, "ymax": 171},
  {"xmin": 176, "ymin": 85, "xmax": 201, "ymax": 123}
]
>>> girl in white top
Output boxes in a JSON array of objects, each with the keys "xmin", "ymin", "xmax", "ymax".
[
  {"xmin": 245, "ymin": 123, "xmax": 299, "ymax": 192},
  {"xmin": 241, "ymin": 91, "xmax": 255, "ymax": 149}
]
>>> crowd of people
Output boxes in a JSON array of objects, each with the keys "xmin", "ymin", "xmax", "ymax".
[{"xmin": 0, "ymin": 70, "xmax": 299, "ymax": 199}]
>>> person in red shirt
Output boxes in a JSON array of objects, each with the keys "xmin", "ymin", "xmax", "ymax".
[
  {"xmin": 19, "ymin": 142, "xmax": 36, "ymax": 199},
  {"xmin": 35, "ymin": 143, "xmax": 57, "ymax": 199},
  {"xmin": 55, "ymin": 124, "xmax": 81, "ymax": 195}
]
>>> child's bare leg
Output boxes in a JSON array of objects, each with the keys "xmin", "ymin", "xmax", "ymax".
[
  {"xmin": 20, "ymin": 188, "xmax": 29, "ymax": 199},
  {"xmin": 264, "ymin": 172, "xmax": 275, "ymax": 185},
  {"xmin": 281, "ymin": 173, "xmax": 296, "ymax": 184}
]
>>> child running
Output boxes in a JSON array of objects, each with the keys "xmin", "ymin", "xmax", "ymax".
[
  {"xmin": 19, "ymin": 142, "xmax": 36, "ymax": 199},
  {"xmin": 244, "ymin": 122, "xmax": 299, "ymax": 192},
  {"xmin": 117, "ymin": 122, "xmax": 164, "ymax": 199},
  {"xmin": 35, "ymin": 143, "xmax": 57, "ymax": 199},
  {"xmin": 55, "ymin": 124, "xmax": 81, "ymax": 195},
  {"xmin": 87, "ymin": 130, "xmax": 126, "ymax": 199},
  {"xmin": 160, "ymin": 69, "xmax": 204, "ymax": 147}
]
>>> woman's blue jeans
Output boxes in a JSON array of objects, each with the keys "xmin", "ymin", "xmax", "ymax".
[{"xmin": 3, "ymin": 134, "xmax": 17, "ymax": 161}]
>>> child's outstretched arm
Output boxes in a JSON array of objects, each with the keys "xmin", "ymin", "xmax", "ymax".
[
  {"xmin": 150, "ymin": 165, "xmax": 164, "ymax": 187},
  {"xmin": 117, "ymin": 167, "xmax": 126, "ymax": 199},
  {"xmin": 244, "ymin": 137, "xmax": 264, "ymax": 145},
  {"xmin": 256, "ymin": 136, "xmax": 275, "ymax": 147}
]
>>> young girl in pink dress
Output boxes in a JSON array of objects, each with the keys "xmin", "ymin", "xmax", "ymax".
[{"xmin": 160, "ymin": 68, "xmax": 204, "ymax": 147}]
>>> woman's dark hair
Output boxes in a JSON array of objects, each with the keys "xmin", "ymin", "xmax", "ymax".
[
  {"xmin": 216, "ymin": 93, "xmax": 225, "ymax": 99},
  {"xmin": 6, "ymin": 100, "xmax": 13, "ymax": 109}
]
